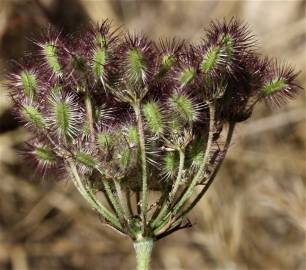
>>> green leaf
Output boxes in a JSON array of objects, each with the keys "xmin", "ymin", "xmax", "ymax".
[
  {"xmin": 261, "ymin": 78, "xmax": 288, "ymax": 96},
  {"xmin": 179, "ymin": 67, "xmax": 196, "ymax": 86},
  {"xmin": 21, "ymin": 105, "xmax": 45, "ymax": 129},
  {"xmin": 20, "ymin": 70, "xmax": 37, "ymax": 100},
  {"xmin": 92, "ymin": 48, "xmax": 107, "ymax": 79},
  {"xmin": 143, "ymin": 101, "xmax": 164, "ymax": 134},
  {"xmin": 43, "ymin": 42, "xmax": 61, "ymax": 76}
]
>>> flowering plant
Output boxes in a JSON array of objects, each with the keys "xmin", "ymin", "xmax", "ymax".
[{"xmin": 7, "ymin": 19, "xmax": 301, "ymax": 270}]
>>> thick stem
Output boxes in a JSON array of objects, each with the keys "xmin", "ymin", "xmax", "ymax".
[{"xmin": 133, "ymin": 238, "xmax": 154, "ymax": 270}]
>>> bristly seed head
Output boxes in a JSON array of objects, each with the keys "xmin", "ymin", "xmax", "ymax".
[{"xmin": 6, "ymin": 18, "xmax": 302, "ymax": 241}]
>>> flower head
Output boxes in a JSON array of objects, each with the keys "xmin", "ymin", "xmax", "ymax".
[{"xmin": 6, "ymin": 19, "xmax": 302, "ymax": 243}]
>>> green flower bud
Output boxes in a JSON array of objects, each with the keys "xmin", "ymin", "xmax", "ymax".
[
  {"xmin": 158, "ymin": 55, "xmax": 175, "ymax": 77},
  {"xmin": 187, "ymin": 138, "xmax": 205, "ymax": 170},
  {"xmin": 126, "ymin": 126, "xmax": 139, "ymax": 145}
]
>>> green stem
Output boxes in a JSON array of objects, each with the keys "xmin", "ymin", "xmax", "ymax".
[
  {"xmin": 68, "ymin": 161, "xmax": 122, "ymax": 230},
  {"xmin": 150, "ymin": 150, "xmax": 185, "ymax": 228},
  {"xmin": 85, "ymin": 93, "xmax": 94, "ymax": 141},
  {"xmin": 169, "ymin": 150, "xmax": 185, "ymax": 202},
  {"xmin": 102, "ymin": 178, "xmax": 124, "ymax": 220},
  {"xmin": 114, "ymin": 179, "xmax": 131, "ymax": 220},
  {"xmin": 171, "ymin": 103, "xmax": 215, "ymax": 216},
  {"xmin": 134, "ymin": 103, "xmax": 148, "ymax": 232},
  {"xmin": 95, "ymin": 168, "xmax": 126, "ymax": 223},
  {"xmin": 134, "ymin": 238, "xmax": 154, "ymax": 270},
  {"xmin": 175, "ymin": 122, "xmax": 235, "ymax": 220}
]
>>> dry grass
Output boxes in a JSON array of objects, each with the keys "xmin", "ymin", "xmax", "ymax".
[{"xmin": 0, "ymin": 0, "xmax": 305, "ymax": 269}]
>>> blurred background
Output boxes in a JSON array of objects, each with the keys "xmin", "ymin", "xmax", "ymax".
[{"xmin": 0, "ymin": 0, "xmax": 305, "ymax": 269}]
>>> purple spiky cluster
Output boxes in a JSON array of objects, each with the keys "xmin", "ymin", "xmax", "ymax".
[{"xmin": 7, "ymin": 19, "xmax": 301, "ymax": 240}]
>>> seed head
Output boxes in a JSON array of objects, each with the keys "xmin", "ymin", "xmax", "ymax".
[{"xmin": 6, "ymin": 19, "xmax": 302, "ymax": 242}]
